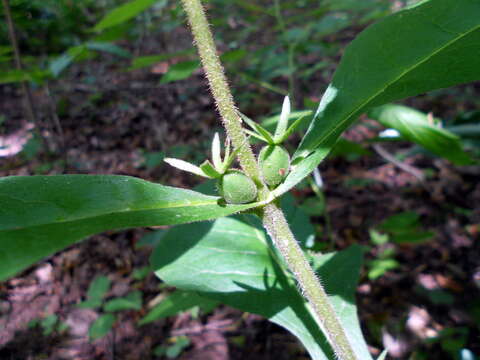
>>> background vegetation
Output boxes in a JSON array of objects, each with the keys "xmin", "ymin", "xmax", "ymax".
[{"xmin": 0, "ymin": 0, "xmax": 479, "ymax": 359}]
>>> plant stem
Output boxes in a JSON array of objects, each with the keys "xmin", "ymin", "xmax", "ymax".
[
  {"xmin": 2, "ymin": 0, "xmax": 46, "ymax": 150},
  {"xmin": 181, "ymin": 1, "xmax": 357, "ymax": 359},
  {"xmin": 180, "ymin": 0, "xmax": 261, "ymax": 184},
  {"xmin": 262, "ymin": 202, "xmax": 356, "ymax": 360}
]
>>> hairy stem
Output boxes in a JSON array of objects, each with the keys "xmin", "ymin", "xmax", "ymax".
[
  {"xmin": 180, "ymin": 0, "xmax": 261, "ymax": 184},
  {"xmin": 263, "ymin": 202, "xmax": 357, "ymax": 360},
  {"xmin": 181, "ymin": 1, "xmax": 356, "ymax": 359}
]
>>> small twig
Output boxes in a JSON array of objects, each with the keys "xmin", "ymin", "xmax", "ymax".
[
  {"xmin": 2, "ymin": 0, "xmax": 47, "ymax": 151},
  {"xmin": 373, "ymin": 143, "xmax": 425, "ymax": 182},
  {"xmin": 44, "ymin": 83, "xmax": 65, "ymax": 147},
  {"xmin": 45, "ymin": 82, "xmax": 68, "ymax": 168}
]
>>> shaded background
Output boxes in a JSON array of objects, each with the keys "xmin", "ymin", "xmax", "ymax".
[{"xmin": 0, "ymin": 0, "xmax": 479, "ymax": 359}]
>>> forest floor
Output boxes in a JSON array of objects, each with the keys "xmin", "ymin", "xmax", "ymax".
[{"xmin": 0, "ymin": 22, "xmax": 479, "ymax": 360}]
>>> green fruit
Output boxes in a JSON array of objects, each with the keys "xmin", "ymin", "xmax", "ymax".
[
  {"xmin": 218, "ymin": 170, "xmax": 257, "ymax": 204},
  {"xmin": 258, "ymin": 145, "xmax": 290, "ymax": 187}
]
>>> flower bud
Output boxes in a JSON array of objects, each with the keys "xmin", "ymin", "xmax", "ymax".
[
  {"xmin": 258, "ymin": 145, "xmax": 290, "ymax": 187},
  {"xmin": 218, "ymin": 170, "xmax": 257, "ymax": 204}
]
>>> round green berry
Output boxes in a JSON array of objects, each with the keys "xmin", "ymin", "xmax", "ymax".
[
  {"xmin": 218, "ymin": 170, "xmax": 257, "ymax": 204},
  {"xmin": 258, "ymin": 145, "xmax": 290, "ymax": 187}
]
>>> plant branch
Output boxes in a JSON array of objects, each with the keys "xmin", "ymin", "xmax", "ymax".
[
  {"xmin": 372, "ymin": 143, "xmax": 425, "ymax": 182},
  {"xmin": 180, "ymin": 0, "xmax": 261, "ymax": 184},
  {"xmin": 262, "ymin": 202, "xmax": 357, "ymax": 360},
  {"xmin": 181, "ymin": 1, "xmax": 357, "ymax": 358},
  {"xmin": 2, "ymin": 0, "xmax": 43, "ymax": 145}
]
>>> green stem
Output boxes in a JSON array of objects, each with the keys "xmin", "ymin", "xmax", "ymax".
[
  {"xmin": 180, "ymin": 0, "xmax": 261, "ymax": 184},
  {"xmin": 181, "ymin": 1, "xmax": 356, "ymax": 359},
  {"xmin": 262, "ymin": 202, "xmax": 357, "ymax": 360}
]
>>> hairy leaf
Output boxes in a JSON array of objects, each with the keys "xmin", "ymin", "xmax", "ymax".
[
  {"xmin": 281, "ymin": 0, "xmax": 480, "ymax": 196},
  {"xmin": 0, "ymin": 175, "xmax": 257, "ymax": 281},
  {"xmin": 151, "ymin": 216, "xmax": 369, "ymax": 360},
  {"xmin": 369, "ymin": 104, "xmax": 473, "ymax": 165}
]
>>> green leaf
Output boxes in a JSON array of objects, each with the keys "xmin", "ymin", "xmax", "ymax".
[
  {"xmin": 40, "ymin": 314, "xmax": 58, "ymax": 336},
  {"xmin": 49, "ymin": 42, "xmax": 130, "ymax": 78},
  {"xmin": 281, "ymin": 194, "xmax": 315, "ymax": 249},
  {"xmin": 261, "ymin": 110, "xmax": 313, "ymax": 131},
  {"xmin": 85, "ymin": 42, "xmax": 131, "ymax": 58},
  {"xmin": 160, "ymin": 61, "xmax": 200, "ymax": 84},
  {"xmin": 49, "ymin": 46, "xmax": 90, "ymax": 78},
  {"xmin": 239, "ymin": 113, "xmax": 274, "ymax": 144},
  {"xmin": 93, "ymin": 0, "xmax": 158, "ymax": 32},
  {"xmin": 0, "ymin": 175, "xmax": 258, "ymax": 281},
  {"xmin": 104, "ymin": 290, "xmax": 142, "ymax": 312},
  {"xmin": 166, "ymin": 336, "xmax": 190, "ymax": 358},
  {"xmin": 369, "ymin": 229, "xmax": 389, "ymax": 246},
  {"xmin": 49, "ymin": 53, "xmax": 75, "ymax": 78},
  {"xmin": 128, "ymin": 49, "xmax": 195, "ymax": 71},
  {"xmin": 378, "ymin": 211, "xmax": 420, "ymax": 233},
  {"xmin": 132, "ymin": 266, "xmax": 151, "ymax": 280},
  {"xmin": 391, "ymin": 230, "xmax": 434, "ymax": 244},
  {"xmin": 89, "ymin": 313, "xmax": 116, "ymax": 340},
  {"xmin": 415, "ymin": 287, "xmax": 455, "ymax": 305},
  {"xmin": 220, "ymin": 49, "xmax": 247, "ymax": 63},
  {"xmin": 139, "ymin": 290, "xmax": 218, "ymax": 325},
  {"xmin": 151, "ymin": 216, "xmax": 370, "ymax": 360},
  {"xmin": 76, "ymin": 298, "xmax": 103, "ymax": 309},
  {"xmin": 0, "ymin": 46, "xmax": 12, "ymax": 56},
  {"xmin": 0, "ymin": 70, "xmax": 30, "ymax": 84},
  {"xmin": 154, "ymin": 336, "xmax": 191, "ymax": 358},
  {"xmin": 369, "ymin": 104, "xmax": 473, "ymax": 165},
  {"xmin": 368, "ymin": 259, "xmax": 400, "ymax": 280},
  {"xmin": 273, "ymin": 147, "xmax": 331, "ymax": 198},
  {"xmin": 279, "ymin": 113, "xmax": 312, "ymax": 144},
  {"xmin": 87, "ymin": 275, "xmax": 111, "ymax": 300},
  {"xmin": 200, "ymin": 160, "xmax": 221, "ymax": 179},
  {"xmin": 287, "ymin": 0, "xmax": 480, "ymax": 194}
]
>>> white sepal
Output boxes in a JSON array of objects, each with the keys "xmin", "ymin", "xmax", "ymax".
[
  {"xmin": 164, "ymin": 158, "xmax": 210, "ymax": 178},
  {"xmin": 274, "ymin": 95, "xmax": 291, "ymax": 143},
  {"xmin": 211, "ymin": 132, "xmax": 222, "ymax": 171}
]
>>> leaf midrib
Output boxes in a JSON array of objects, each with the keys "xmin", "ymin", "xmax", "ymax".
[{"xmin": 1, "ymin": 200, "xmax": 253, "ymax": 232}]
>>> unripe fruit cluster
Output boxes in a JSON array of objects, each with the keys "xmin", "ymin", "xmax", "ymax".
[{"xmin": 165, "ymin": 97, "xmax": 302, "ymax": 204}]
